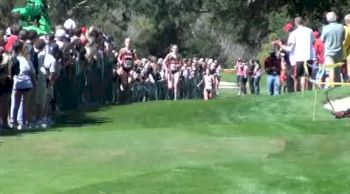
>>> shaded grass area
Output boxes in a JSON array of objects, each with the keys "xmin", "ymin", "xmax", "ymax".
[{"xmin": 0, "ymin": 82, "xmax": 350, "ymax": 193}]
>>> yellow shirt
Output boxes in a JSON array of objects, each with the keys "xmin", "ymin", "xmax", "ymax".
[{"xmin": 343, "ymin": 25, "xmax": 350, "ymax": 60}]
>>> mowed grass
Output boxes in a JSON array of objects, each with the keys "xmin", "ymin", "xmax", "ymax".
[{"xmin": 1, "ymin": 78, "xmax": 350, "ymax": 193}]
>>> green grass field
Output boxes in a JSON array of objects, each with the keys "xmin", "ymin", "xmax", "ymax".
[{"xmin": 1, "ymin": 74, "xmax": 350, "ymax": 194}]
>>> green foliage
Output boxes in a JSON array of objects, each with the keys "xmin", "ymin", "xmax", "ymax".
[{"xmin": 6, "ymin": 0, "xmax": 350, "ymax": 61}]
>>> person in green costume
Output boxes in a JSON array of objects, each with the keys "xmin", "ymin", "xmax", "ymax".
[{"xmin": 11, "ymin": 0, "xmax": 52, "ymax": 35}]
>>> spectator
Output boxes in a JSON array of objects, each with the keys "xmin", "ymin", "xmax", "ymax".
[
  {"xmin": 321, "ymin": 12, "xmax": 345, "ymax": 84},
  {"xmin": 238, "ymin": 61, "xmax": 248, "ymax": 96},
  {"xmin": 40, "ymin": 44, "xmax": 59, "ymax": 127},
  {"xmin": 235, "ymin": 58, "xmax": 242, "ymax": 86},
  {"xmin": 277, "ymin": 17, "xmax": 315, "ymax": 93},
  {"xmin": 343, "ymin": 14, "xmax": 350, "ymax": 81},
  {"xmin": 4, "ymin": 24, "xmax": 21, "ymax": 52},
  {"xmin": 63, "ymin": 11, "xmax": 77, "ymax": 33},
  {"xmin": 18, "ymin": 29, "xmax": 28, "ymax": 42},
  {"xmin": 247, "ymin": 60, "xmax": 255, "ymax": 95},
  {"xmin": 313, "ymin": 31, "xmax": 326, "ymax": 87},
  {"xmin": 9, "ymin": 41, "xmax": 35, "ymax": 130},
  {"xmin": 34, "ymin": 39, "xmax": 48, "ymax": 128},
  {"xmin": 280, "ymin": 52, "xmax": 289, "ymax": 94},
  {"xmin": 0, "ymin": 60, "xmax": 12, "ymax": 129},
  {"xmin": 253, "ymin": 60, "xmax": 262, "ymax": 95},
  {"xmin": 282, "ymin": 23, "xmax": 295, "ymax": 93},
  {"xmin": 265, "ymin": 50, "xmax": 281, "ymax": 96},
  {"xmin": 25, "ymin": 30, "xmax": 39, "ymax": 128},
  {"xmin": 55, "ymin": 29, "xmax": 67, "ymax": 49}
]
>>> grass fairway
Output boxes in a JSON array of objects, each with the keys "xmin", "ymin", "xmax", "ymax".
[{"xmin": 1, "ymin": 85, "xmax": 350, "ymax": 194}]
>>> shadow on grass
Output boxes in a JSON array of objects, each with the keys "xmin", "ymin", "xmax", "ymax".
[
  {"xmin": 53, "ymin": 106, "xmax": 112, "ymax": 129},
  {"xmin": 0, "ymin": 106, "xmax": 112, "ymax": 137}
]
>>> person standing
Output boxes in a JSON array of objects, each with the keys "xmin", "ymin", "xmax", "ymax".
[
  {"xmin": 264, "ymin": 51, "xmax": 281, "ymax": 96},
  {"xmin": 276, "ymin": 17, "xmax": 315, "ymax": 92},
  {"xmin": 321, "ymin": 12, "xmax": 345, "ymax": 84},
  {"xmin": 247, "ymin": 60, "xmax": 255, "ymax": 95},
  {"xmin": 313, "ymin": 31, "xmax": 326, "ymax": 88},
  {"xmin": 163, "ymin": 44, "xmax": 182, "ymax": 100},
  {"xmin": 253, "ymin": 60, "xmax": 262, "ymax": 95},
  {"xmin": 9, "ymin": 41, "xmax": 35, "ymax": 130},
  {"xmin": 343, "ymin": 14, "xmax": 350, "ymax": 82},
  {"xmin": 238, "ymin": 61, "xmax": 248, "ymax": 96}
]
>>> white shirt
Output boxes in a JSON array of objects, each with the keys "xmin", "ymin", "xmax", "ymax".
[
  {"xmin": 287, "ymin": 26, "xmax": 315, "ymax": 65},
  {"xmin": 64, "ymin": 18, "xmax": 77, "ymax": 30},
  {"xmin": 40, "ymin": 53, "xmax": 58, "ymax": 76},
  {"xmin": 16, "ymin": 55, "xmax": 34, "ymax": 75}
]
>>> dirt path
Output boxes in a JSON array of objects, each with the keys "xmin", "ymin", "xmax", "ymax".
[{"xmin": 219, "ymin": 81, "xmax": 239, "ymax": 89}]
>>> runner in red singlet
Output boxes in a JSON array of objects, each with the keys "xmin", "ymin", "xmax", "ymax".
[
  {"xmin": 117, "ymin": 38, "xmax": 138, "ymax": 91},
  {"xmin": 163, "ymin": 44, "xmax": 182, "ymax": 100}
]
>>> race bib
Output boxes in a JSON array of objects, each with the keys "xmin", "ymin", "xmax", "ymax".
[{"xmin": 124, "ymin": 60, "xmax": 133, "ymax": 69}]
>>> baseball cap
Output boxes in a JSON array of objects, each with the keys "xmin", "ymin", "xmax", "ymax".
[
  {"xmin": 283, "ymin": 22, "xmax": 294, "ymax": 33},
  {"xmin": 49, "ymin": 43, "xmax": 60, "ymax": 55}
]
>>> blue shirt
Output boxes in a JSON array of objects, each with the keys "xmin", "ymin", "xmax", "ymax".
[{"xmin": 321, "ymin": 22, "xmax": 345, "ymax": 59}]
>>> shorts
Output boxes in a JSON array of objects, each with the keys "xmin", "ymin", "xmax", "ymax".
[
  {"xmin": 205, "ymin": 88, "xmax": 212, "ymax": 93},
  {"xmin": 316, "ymin": 68, "xmax": 327, "ymax": 81},
  {"xmin": 325, "ymin": 56, "xmax": 342, "ymax": 82},
  {"xmin": 209, "ymin": 69, "xmax": 216, "ymax": 75},
  {"xmin": 171, "ymin": 70, "xmax": 178, "ymax": 74},
  {"xmin": 294, "ymin": 61, "xmax": 312, "ymax": 77}
]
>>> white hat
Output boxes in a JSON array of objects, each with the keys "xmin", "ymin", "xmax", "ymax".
[
  {"xmin": 55, "ymin": 29, "xmax": 66, "ymax": 38},
  {"xmin": 64, "ymin": 18, "xmax": 77, "ymax": 30}
]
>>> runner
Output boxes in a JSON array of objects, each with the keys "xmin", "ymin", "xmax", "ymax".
[
  {"xmin": 181, "ymin": 58, "xmax": 191, "ymax": 99},
  {"xmin": 163, "ymin": 44, "xmax": 182, "ymax": 100},
  {"xmin": 197, "ymin": 69, "xmax": 215, "ymax": 101},
  {"xmin": 215, "ymin": 61, "xmax": 223, "ymax": 95},
  {"xmin": 253, "ymin": 60, "xmax": 262, "ymax": 95},
  {"xmin": 208, "ymin": 59, "xmax": 218, "ymax": 96},
  {"xmin": 117, "ymin": 38, "xmax": 137, "ymax": 92}
]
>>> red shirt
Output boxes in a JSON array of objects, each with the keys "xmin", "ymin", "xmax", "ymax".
[
  {"xmin": 314, "ymin": 38, "xmax": 325, "ymax": 65},
  {"xmin": 4, "ymin": 35, "xmax": 18, "ymax": 52}
]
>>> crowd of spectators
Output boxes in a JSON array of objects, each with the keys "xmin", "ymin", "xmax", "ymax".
[
  {"xmin": 259, "ymin": 12, "xmax": 350, "ymax": 96},
  {"xmin": 0, "ymin": 16, "xmax": 223, "ymax": 131}
]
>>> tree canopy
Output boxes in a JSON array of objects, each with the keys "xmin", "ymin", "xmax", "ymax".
[{"xmin": 2, "ymin": 0, "xmax": 350, "ymax": 65}]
